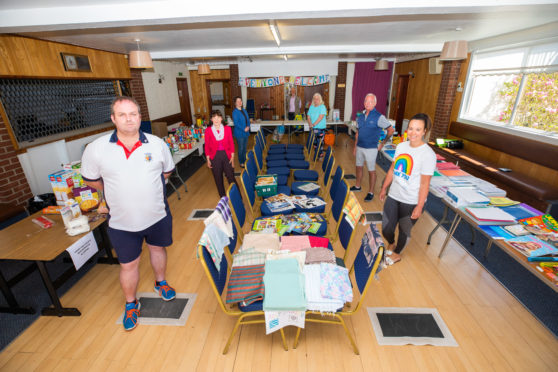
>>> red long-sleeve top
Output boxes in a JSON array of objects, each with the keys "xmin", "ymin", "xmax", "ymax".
[{"xmin": 204, "ymin": 125, "xmax": 235, "ymax": 160}]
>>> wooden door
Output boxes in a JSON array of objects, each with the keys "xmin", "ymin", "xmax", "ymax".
[
  {"xmin": 394, "ymin": 75, "xmax": 410, "ymax": 134},
  {"xmin": 247, "ymin": 87, "xmax": 271, "ymax": 120},
  {"xmin": 176, "ymin": 78, "xmax": 192, "ymax": 124}
]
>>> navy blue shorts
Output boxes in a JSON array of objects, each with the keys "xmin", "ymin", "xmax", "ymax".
[{"xmin": 107, "ymin": 213, "xmax": 173, "ymax": 264}]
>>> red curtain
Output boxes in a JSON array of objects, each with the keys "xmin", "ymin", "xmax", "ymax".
[{"xmin": 351, "ymin": 61, "xmax": 393, "ymax": 120}]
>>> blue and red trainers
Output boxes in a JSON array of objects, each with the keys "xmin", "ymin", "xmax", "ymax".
[
  {"xmin": 154, "ymin": 280, "xmax": 176, "ymax": 301},
  {"xmin": 123, "ymin": 299, "xmax": 140, "ymax": 331}
]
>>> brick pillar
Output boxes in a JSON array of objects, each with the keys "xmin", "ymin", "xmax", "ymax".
[
  {"xmin": 130, "ymin": 69, "xmax": 150, "ymax": 121},
  {"xmin": 334, "ymin": 62, "xmax": 347, "ymax": 120},
  {"xmin": 229, "ymin": 64, "xmax": 241, "ymax": 103},
  {"xmin": 0, "ymin": 118, "xmax": 33, "ymax": 207},
  {"xmin": 430, "ymin": 60, "xmax": 462, "ymax": 141}
]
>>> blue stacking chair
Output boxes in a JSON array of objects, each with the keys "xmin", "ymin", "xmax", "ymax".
[
  {"xmin": 239, "ymin": 169, "xmax": 260, "ymax": 218},
  {"xmin": 246, "ymin": 99, "xmax": 256, "ymax": 119},
  {"xmin": 292, "ymin": 139, "xmax": 326, "ymax": 182},
  {"xmin": 227, "ymin": 183, "xmax": 247, "ymax": 242},
  {"xmin": 337, "ymin": 211, "xmax": 359, "ymax": 264},
  {"xmin": 292, "ymin": 154, "xmax": 335, "ymax": 197},
  {"xmin": 293, "ymin": 236, "xmax": 384, "ymax": 354},
  {"xmin": 249, "ymin": 149, "xmax": 290, "ymax": 193},
  {"xmin": 198, "ymin": 244, "xmax": 288, "ymax": 354},
  {"xmin": 325, "ymin": 179, "xmax": 350, "ymax": 242}
]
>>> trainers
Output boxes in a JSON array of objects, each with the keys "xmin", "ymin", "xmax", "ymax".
[
  {"xmin": 154, "ymin": 280, "xmax": 176, "ymax": 301},
  {"xmin": 364, "ymin": 193, "xmax": 374, "ymax": 202},
  {"xmin": 123, "ymin": 299, "xmax": 141, "ymax": 331},
  {"xmin": 350, "ymin": 186, "xmax": 362, "ymax": 192}
]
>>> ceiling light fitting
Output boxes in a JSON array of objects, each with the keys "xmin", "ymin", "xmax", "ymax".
[
  {"xmin": 440, "ymin": 40, "xmax": 468, "ymax": 61},
  {"xmin": 269, "ymin": 21, "xmax": 281, "ymax": 47},
  {"xmin": 374, "ymin": 59, "xmax": 389, "ymax": 71},
  {"xmin": 129, "ymin": 39, "xmax": 153, "ymax": 69},
  {"xmin": 198, "ymin": 63, "xmax": 211, "ymax": 75},
  {"xmin": 283, "ymin": 54, "xmax": 288, "ymax": 62}
]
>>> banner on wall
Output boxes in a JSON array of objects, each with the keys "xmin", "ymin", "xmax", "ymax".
[{"xmin": 238, "ymin": 75, "xmax": 330, "ymax": 87}]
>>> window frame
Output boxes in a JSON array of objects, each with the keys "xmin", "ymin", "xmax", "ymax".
[{"xmin": 458, "ymin": 39, "xmax": 558, "ymax": 146}]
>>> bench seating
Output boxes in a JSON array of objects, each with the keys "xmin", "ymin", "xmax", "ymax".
[{"xmin": 431, "ymin": 122, "xmax": 558, "ymax": 212}]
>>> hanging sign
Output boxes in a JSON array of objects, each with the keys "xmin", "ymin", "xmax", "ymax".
[{"xmin": 239, "ymin": 75, "xmax": 329, "ymax": 87}]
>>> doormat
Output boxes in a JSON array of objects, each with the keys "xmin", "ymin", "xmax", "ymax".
[
  {"xmin": 116, "ymin": 292, "xmax": 196, "ymax": 327},
  {"xmin": 187, "ymin": 209, "xmax": 214, "ymax": 220},
  {"xmin": 344, "ymin": 174, "xmax": 356, "ymax": 180},
  {"xmin": 367, "ymin": 307, "xmax": 458, "ymax": 347},
  {"xmin": 364, "ymin": 212, "xmax": 383, "ymax": 224}
]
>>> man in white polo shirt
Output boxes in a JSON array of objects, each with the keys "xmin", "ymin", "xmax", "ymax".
[{"xmin": 81, "ymin": 96, "xmax": 176, "ymax": 331}]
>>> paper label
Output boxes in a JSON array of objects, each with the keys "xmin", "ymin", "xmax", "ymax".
[{"xmin": 66, "ymin": 231, "xmax": 98, "ymax": 270}]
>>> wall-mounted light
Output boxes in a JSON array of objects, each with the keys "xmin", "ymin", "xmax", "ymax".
[
  {"xmin": 129, "ymin": 39, "xmax": 153, "ymax": 69},
  {"xmin": 440, "ymin": 40, "xmax": 468, "ymax": 61},
  {"xmin": 374, "ymin": 59, "xmax": 389, "ymax": 71},
  {"xmin": 269, "ymin": 20, "xmax": 281, "ymax": 47}
]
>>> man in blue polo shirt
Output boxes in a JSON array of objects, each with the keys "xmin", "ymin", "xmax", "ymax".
[
  {"xmin": 351, "ymin": 93, "xmax": 394, "ymax": 201},
  {"xmin": 81, "ymin": 96, "xmax": 176, "ymax": 331}
]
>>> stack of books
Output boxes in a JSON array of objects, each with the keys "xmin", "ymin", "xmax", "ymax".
[
  {"xmin": 464, "ymin": 206, "xmax": 517, "ymax": 225},
  {"xmin": 489, "ymin": 197, "xmax": 519, "ymax": 207},
  {"xmin": 446, "ymin": 187, "xmax": 490, "ymax": 208}
]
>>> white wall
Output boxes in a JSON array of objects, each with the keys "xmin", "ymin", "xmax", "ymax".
[
  {"xmin": 142, "ymin": 61, "xmax": 192, "ymax": 122},
  {"xmin": 238, "ymin": 60, "xmax": 338, "ymax": 77}
]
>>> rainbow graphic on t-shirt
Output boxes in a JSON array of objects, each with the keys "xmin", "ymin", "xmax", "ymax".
[{"xmin": 393, "ymin": 154, "xmax": 413, "ymax": 180}]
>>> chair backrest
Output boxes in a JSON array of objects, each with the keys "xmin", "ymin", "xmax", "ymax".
[
  {"xmin": 227, "ymin": 183, "xmax": 246, "ymax": 240},
  {"xmin": 254, "ymin": 142, "xmax": 264, "ymax": 171},
  {"xmin": 350, "ymin": 229, "xmax": 384, "ymax": 312},
  {"xmin": 338, "ymin": 211, "xmax": 357, "ymax": 262},
  {"xmin": 322, "ymin": 156, "xmax": 335, "ymax": 190},
  {"xmin": 331, "ymin": 179, "xmax": 349, "ymax": 223},
  {"xmin": 321, "ymin": 147, "xmax": 332, "ymax": 172},
  {"xmin": 246, "ymin": 153, "xmax": 259, "ymax": 184},
  {"xmin": 329, "ymin": 166, "xmax": 344, "ymax": 202},
  {"xmin": 311, "ymin": 137, "xmax": 323, "ymax": 167},
  {"xmin": 240, "ymin": 169, "xmax": 256, "ymax": 212},
  {"xmin": 255, "ymin": 134, "xmax": 264, "ymax": 151},
  {"xmin": 305, "ymin": 130, "xmax": 315, "ymax": 153},
  {"xmin": 246, "ymin": 99, "xmax": 255, "ymax": 116},
  {"xmin": 198, "ymin": 245, "xmax": 229, "ymax": 312},
  {"xmin": 229, "ymin": 222, "xmax": 238, "ymax": 254}
]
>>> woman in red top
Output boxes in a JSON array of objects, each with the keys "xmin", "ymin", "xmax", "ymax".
[{"xmin": 204, "ymin": 110, "xmax": 237, "ymax": 197}]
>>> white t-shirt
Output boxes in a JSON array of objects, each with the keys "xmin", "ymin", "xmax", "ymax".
[
  {"xmin": 81, "ymin": 131, "xmax": 174, "ymax": 231},
  {"xmin": 388, "ymin": 141, "xmax": 436, "ymax": 205}
]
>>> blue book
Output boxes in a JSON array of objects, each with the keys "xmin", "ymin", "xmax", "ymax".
[
  {"xmin": 479, "ymin": 225, "xmax": 516, "ymax": 240},
  {"xmin": 500, "ymin": 204, "xmax": 540, "ymax": 221}
]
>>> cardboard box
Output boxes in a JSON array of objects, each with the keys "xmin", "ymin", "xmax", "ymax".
[{"xmin": 151, "ymin": 122, "xmax": 168, "ymax": 138}]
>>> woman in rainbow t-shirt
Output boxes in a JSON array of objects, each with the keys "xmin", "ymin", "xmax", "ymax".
[{"xmin": 379, "ymin": 113, "xmax": 436, "ymax": 265}]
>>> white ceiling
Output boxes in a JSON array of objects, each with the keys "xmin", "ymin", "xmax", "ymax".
[{"xmin": 1, "ymin": 1, "xmax": 558, "ymax": 63}]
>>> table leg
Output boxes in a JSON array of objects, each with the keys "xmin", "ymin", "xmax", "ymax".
[
  {"xmin": 35, "ymin": 261, "xmax": 80, "ymax": 317},
  {"xmin": 168, "ymin": 179, "xmax": 181, "ymax": 200},
  {"xmin": 469, "ymin": 225, "xmax": 476, "ymax": 245},
  {"xmin": 427, "ymin": 204, "xmax": 449, "ymax": 245},
  {"xmin": 438, "ymin": 214, "xmax": 462, "ymax": 258},
  {"xmin": 0, "ymin": 268, "xmax": 35, "ymax": 314},
  {"xmin": 483, "ymin": 240, "xmax": 493, "ymax": 259},
  {"xmin": 175, "ymin": 171, "xmax": 188, "ymax": 192}
]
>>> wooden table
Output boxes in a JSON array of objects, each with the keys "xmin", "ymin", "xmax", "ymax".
[{"xmin": 0, "ymin": 212, "xmax": 117, "ymax": 316}]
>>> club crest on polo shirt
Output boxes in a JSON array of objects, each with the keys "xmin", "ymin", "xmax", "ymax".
[{"xmin": 145, "ymin": 152, "xmax": 153, "ymax": 162}]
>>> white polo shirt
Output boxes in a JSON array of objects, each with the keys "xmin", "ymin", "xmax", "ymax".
[{"xmin": 81, "ymin": 130, "xmax": 174, "ymax": 231}]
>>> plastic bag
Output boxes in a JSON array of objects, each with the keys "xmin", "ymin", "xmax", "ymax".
[{"xmin": 272, "ymin": 125, "xmax": 285, "ymax": 143}]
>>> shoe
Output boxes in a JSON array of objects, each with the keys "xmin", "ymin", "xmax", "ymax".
[
  {"xmin": 385, "ymin": 256, "xmax": 401, "ymax": 266},
  {"xmin": 364, "ymin": 193, "xmax": 374, "ymax": 202},
  {"xmin": 154, "ymin": 280, "xmax": 176, "ymax": 301},
  {"xmin": 123, "ymin": 299, "xmax": 141, "ymax": 331},
  {"xmin": 240, "ymin": 164, "xmax": 245, "ymax": 168},
  {"xmin": 350, "ymin": 186, "xmax": 362, "ymax": 192}
]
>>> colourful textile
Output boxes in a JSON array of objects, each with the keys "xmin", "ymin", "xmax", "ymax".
[
  {"xmin": 263, "ymin": 258, "xmax": 306, "ymax": 311},
  {"xmin": 226, "ymin": 264, "xmax": 265, "ymax": 306},
  {"xmin": 304, "ymin": 264, "xmax": 344, "ymax": 312},
  {"xmin": 266, "ymin": 251, "xmax": 306, "ymax": 271},
  {"xmin": 280, "ymin": 235, "xmax": 311, "ymax": 251},
  {"xmin": 320, "ymin": 263, "xmax": 353, "ymax": 302},
  {"xmin": 308, "ymin": 236, "xmax": 329, "ymax": 249},
  {"xmin": 342, "ymin": 192, "xmax": 364, "ymax": 227},
  {"xmin": 198, "ymin": 224, "xmax": 229, "ymax": 272},
  {"xmin": 205, "ymin": 210, "xmax": 233, "ymax": 238},
  {"xmin": 242, "ymin": 232, "xmax": 280, "ymax": 253},
  {"xmin": 232, "ymin": 248, "xmax": 266, "ymax": 267},
  {"xmin": 216, "ymin": 196, "xmax": 232, "ymax": 223},
  {"xmin": 303, "ymin": 247, "xmax": 336, "ymax": 265}
]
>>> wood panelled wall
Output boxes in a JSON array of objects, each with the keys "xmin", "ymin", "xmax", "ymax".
[
  {"xmin": 389, "ymin": 58, "xmax": 441, "ymax": 121},
  {"xmin": 0, "ymin": 35, "xmax": 130, "ymax": 79},
  {"xmin": 189, "ymin": 69, "xmax": 230, "ymax": 120}
]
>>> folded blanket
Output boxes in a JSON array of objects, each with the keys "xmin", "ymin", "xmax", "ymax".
[
  {"xmin": 304, "ymin": 264, "xmax": 344, "ymax": 313},
  {"xmin": 226, "ymin": 264, "xmax": 265, "ymax": 306},
  {"xmin": 263, "ymin": 258, "xmax": 306, "ymax": 311}
]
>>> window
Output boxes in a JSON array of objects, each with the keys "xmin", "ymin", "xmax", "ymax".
[{"xmin": 460, "ymin": 40, "xmax": 558, "ymax": 140}]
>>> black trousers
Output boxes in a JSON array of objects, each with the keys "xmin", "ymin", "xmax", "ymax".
[
  {"xmin": 381, "ymin": 196, "xmax": 418, "ymax": 254},
  {"xmin": 288, "ymin": 112, "xmax": 295, "ymax": 120},
  {"xmin": 211, "ymin": 150, "xmax": 237, "ymax": 197}
]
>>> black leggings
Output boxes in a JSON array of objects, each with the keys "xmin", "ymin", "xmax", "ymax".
[
  {"xmin": 382, "ymin": 196, "xmax": 418, "ymax": 254},
  {"xmin": 211, "ymin": 150, "xmax": 237, "ymax": 197}
]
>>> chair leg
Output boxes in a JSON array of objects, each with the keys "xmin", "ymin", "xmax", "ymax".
[
  {"xmin": 223, "ymin": 317, "xmax": 243, "ymax": 354},
  {"xmin": 293, "ymin": 327, "xmax": 302, "ymax": 349},
  {"xmin": 280, "ymin": 328, "xmax": 288, "ymax": 351},
  {"xmin": 337, "ymin": 314, "xmax": 359, "ymax": 355}
]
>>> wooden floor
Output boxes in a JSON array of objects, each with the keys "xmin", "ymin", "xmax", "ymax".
[{"xmin": 1, "ymin": 133, "xmax": 557, "ymax": 372}]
